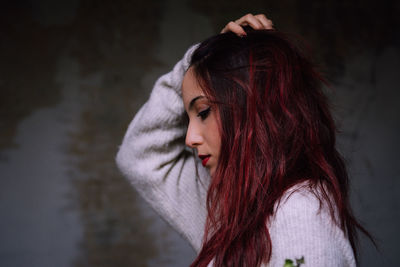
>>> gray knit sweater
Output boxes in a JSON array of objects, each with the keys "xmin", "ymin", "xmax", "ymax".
[{"xmin": 116, "ymin": 45, "xmax": 356, "ymax": 267}]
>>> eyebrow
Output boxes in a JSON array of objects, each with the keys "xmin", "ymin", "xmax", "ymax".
[{"xmin": 189, "ymin": 96, "xmax": 205, "ymax": 110}]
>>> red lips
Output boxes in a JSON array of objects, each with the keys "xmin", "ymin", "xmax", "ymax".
[{"xmin": 198, "ymin": 154, "xmax": 210, "ymax": 167}]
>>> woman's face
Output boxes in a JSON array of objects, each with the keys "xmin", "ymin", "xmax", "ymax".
[{"xmin": 182, "ymin": 67, "xmax": 221, "ymax": 176}]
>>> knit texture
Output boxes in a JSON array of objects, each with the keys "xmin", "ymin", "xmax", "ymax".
[{"xmin": 116, "ymin": 45, "xmax": 356, "ymax": 267}]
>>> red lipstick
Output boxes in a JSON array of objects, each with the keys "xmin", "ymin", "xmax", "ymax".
[{"xmin": 198, "ymin": 155, "xmax": 210, "ymax": 167}]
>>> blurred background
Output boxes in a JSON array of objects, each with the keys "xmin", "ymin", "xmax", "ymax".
[{"xmin": 0, "ymin": 0, "xmax": 398, "ymax": 266}]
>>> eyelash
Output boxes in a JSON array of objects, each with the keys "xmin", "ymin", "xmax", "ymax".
[{"xmin": 197, "ymin": 107, "xmax": 211, "ymax": 120}]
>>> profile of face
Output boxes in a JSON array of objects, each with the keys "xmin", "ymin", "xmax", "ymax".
[{"xmin": 182, "ymin": 67, "xmax": 221, "ymax": 176}]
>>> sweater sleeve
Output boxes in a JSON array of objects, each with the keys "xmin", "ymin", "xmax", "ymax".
[
  {"xmin": 115, "ymin": 44, "xmax": 209, "ymax": 252},
  {"xmin": 266, "ymin": 188, "xmax": 356, "ymax": 267}
]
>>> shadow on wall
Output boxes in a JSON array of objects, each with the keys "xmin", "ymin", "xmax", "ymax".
[{"xmin": 1, "ymin": 0, "xmax": 172, "ymax": 266}]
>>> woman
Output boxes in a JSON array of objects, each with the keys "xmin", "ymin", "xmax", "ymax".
[{"xmin": 116, "ymin": 14, "xmax": 370, "ymax": 266}]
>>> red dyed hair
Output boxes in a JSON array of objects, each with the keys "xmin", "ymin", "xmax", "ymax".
[{"xmin": 189, "ymin": 29, "xmax": 373, "ymax": 267}]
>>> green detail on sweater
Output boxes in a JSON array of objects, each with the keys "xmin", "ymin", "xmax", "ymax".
[{"xmin": 283, "ymin": 256, "xmax": 305, "ymax": 267}]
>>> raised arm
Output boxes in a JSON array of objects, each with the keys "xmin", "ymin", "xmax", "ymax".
[{"xmin": 115, "ymin": 44, "xmax": 210, "ymax": 251}]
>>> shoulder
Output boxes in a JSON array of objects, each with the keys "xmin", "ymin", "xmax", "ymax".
[{"xmin": 266, "ymin": 183, "xmax": 356, "ymax": 267}]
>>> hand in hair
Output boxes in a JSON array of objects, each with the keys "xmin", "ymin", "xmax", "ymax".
[{"xmin": 220, "ymin": 13, "xmax": 274, "ymax": 36}]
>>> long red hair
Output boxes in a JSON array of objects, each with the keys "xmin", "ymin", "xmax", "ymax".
[{"xmin": 189, "ymin": 29, "xmax": 372, "ymax": 266}]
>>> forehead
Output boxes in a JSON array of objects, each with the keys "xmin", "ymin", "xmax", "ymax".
[{"xmin": 182, "ymin": 67, "xmax": 205, "ymax": 109}]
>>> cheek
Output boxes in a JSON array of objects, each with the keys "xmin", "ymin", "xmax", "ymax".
[{"xmin": 207, "ymin": 115, "xmax": 222, "ymax": 155}]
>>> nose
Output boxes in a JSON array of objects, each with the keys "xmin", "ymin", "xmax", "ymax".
[{"xmin": 185, "ymin": 122, "xmax": 203, "ymax": 148}]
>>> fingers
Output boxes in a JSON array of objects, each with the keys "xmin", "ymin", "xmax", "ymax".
[
  {"xmin": 235, "ymin": 13, "xmax": 264, "ymax": 30},
  {"xmin": 221, "ymin": 21, "xmax": 247, "ymax": 36},
  {"xmin": 220, "ymin": 13, "xmax": 274, "ymax": 36},
  {"xmin": 254, "ymin": 14, "xmax": 274, "ymax": 30}
]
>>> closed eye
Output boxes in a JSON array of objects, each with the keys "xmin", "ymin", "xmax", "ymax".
[{"xmin": 197, "ymin": 107, "xmax": 211, "ymax": 120}]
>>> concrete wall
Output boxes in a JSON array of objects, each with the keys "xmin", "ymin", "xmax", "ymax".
[{"xmin": 0, "ymin": 0, "xmax": 398, "ymax": 266}]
